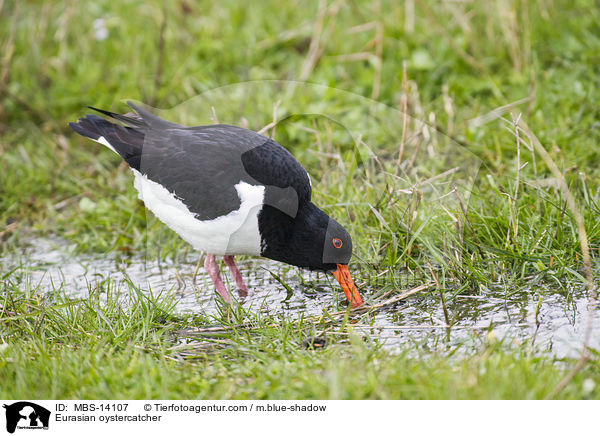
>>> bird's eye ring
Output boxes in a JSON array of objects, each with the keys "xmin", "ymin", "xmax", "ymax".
[{"xmin": 332, "ymin": 238, "xmax": 343, "ymax": 249}]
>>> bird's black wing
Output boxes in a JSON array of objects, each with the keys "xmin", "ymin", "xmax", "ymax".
[
  {"xmin": 70, "ymin": 103, "xmax": 312, "ymax": 220},
  {"xmin": 142, "ymin": 125, "xmax": 312, "ymax": 220},
  {"xmin": 239, "ymin": 135, "xmax": 312, "ymax": 217}
]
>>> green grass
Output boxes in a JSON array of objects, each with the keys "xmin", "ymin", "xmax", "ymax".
[
  {"xmin": 2, "ymin": 283, "xmax": 599, "ymax": 399},
  {"xmin": 1, "ymin": 0, "xmax": 600, "ymax": 399}
]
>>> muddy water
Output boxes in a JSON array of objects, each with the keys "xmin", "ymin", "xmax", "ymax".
[{"xmin": 2, "ymin": 237, "xmax": 598, "ymax": 358}]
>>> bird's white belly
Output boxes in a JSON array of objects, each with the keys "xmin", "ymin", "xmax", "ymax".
[{"xmin": 132, "ymin": 169, "xmax": 264, "ymax": 256}]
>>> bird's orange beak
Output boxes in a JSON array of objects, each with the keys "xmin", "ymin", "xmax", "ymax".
[{"xmin": 332, "ymin": 264, "xmax": 363, "ymax": 307}]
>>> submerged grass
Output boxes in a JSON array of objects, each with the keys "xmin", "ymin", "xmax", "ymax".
[{"xmin": 1, "ymin": 0, "xmax": 599, "ymax": 398}]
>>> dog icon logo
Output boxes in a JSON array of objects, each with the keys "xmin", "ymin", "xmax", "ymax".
[{"xmin": 3, "ymin": 402, "xmax": 50, "ymax": 433}]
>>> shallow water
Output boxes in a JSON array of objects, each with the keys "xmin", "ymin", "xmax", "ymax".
[{"xmin": 2, "ymin": 237, "xmax": 598, "ymax": 359}]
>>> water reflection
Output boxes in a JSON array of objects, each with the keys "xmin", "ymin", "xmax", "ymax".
[{"xmin": 2, "ymin": 237, "xmax": 598, "ymax": 358}]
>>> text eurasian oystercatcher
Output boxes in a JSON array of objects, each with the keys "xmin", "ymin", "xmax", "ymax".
[{"xmin": 69, "ymin": 102, "xmax": 363, "ymax": 307}]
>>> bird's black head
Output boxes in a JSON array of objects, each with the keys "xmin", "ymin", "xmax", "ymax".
[
  {"xmin": 259, "ymin": 202, "xmax": 363, "ymax": 307},
  {"xmin": 321, "ymin": 217, "xmax": 353, "ymax": 270},
  {"xmin": 259, "ymin": 202, "xmax": 352, "ymax": 271}
]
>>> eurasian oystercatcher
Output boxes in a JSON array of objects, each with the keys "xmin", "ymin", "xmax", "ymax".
[{"xmin": 69, "ymin": 102, "xmax": 363, "ymax": 307}]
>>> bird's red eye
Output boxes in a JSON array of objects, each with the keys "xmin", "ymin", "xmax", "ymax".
[{"xmin": 333, "ymin": 238, "xmax": 343, "ymax": 248}]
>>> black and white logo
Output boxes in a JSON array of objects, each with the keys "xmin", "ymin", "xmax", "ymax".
[{"xmin": 3, "ymin": 402, "xmax": 50, "ymax": 434}]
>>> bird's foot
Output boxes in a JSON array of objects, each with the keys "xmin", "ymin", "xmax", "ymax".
[
  {"xmin": 204, "ymin": 254, "xmax": 231, "ymax": 304},
  {"xmin": 223, "ymin": 255, "xmax": 249, "ymax": 298}
]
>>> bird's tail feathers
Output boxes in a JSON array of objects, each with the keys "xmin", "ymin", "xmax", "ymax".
[
  {"xmin": 88, "ymin": 106, "xmax": 146, "ymax": 128},
  {"xmin": 69, "ymin": 114, "xmax": 144, "ymax": 171}
]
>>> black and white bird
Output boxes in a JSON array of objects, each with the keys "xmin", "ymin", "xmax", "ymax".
[{"xmin": 69, "ymin": 102, "xmax": 363, "ymax": 307}]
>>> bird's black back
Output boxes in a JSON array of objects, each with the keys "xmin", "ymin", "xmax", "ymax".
[{"xmin": 69, "ymin": 104, "xmax": 312, "ymax": 221}]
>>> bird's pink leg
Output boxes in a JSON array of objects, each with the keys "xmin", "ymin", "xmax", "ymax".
[
  {"xmin": 204, "ymin": 254, "xmax": 230, "ymax": 304},
  {"xmin": 223, "ymin": 255, "xmax": 249, "ymax": 298}
]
